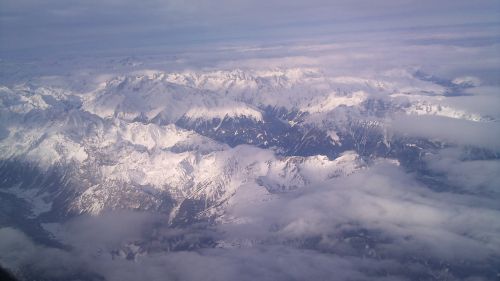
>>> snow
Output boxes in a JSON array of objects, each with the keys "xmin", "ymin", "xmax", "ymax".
[
  {"xmin": 305, "ymin": 91, "xmax": 367, "ymax": 113},
  {"xmin": 405, "ymin": 101, "xmax": 485, "ymax": 122},
  {"xmin": 0, "ymin": 65, "xmax": 491, "ymax": 215},
  {"xmin": 452, "ymin": 76, "xmax": 481, "ymax": 87},
  {"xmin": 0, "ymin": 128, "xmax": 88, "ymax": 168},
  {"xmin": 184, "ymin": 104, "xmax": 263, "ymax": 122},
  {"xmin": 119, "ymin": 123, "xmax": 197, "ymax": 150},
  {"xmin": 327, "ymin": 130, "xmax": 341, "ymax": 145}
]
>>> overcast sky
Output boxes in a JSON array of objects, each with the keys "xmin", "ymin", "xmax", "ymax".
[{"xmin": 1, "ymin": 0, "xmax": 499, "ymax": 57}]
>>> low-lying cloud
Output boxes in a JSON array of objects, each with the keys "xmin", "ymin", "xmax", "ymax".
[
  {"xmin": 390, "ymin": 115, "xmax": 500, "ymax": 151},
  {"xmin": 1, "ymin": 159, "xmax": 499, "ymax": 280}
]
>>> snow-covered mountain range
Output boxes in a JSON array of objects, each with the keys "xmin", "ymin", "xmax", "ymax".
[
  {"xmin": 0, "ymin": 66, "xmax": 495, "ymax": 219},
  {"xmin": 1, "ymin": 64, "xmax": 499, "ymax": 281}
]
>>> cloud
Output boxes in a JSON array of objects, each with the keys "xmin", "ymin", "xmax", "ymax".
[
  {"xmin": 227, "ymin": 163, "xmax": 500, "ymax": 250},
  {"xmin": 1, "ymin": 0, "xmax": 499, "ymax": 57},
  {"xmin": 222, "ymin": 162, "xmax": 500, "ymax": 278},
  {"xmin": 438, "ymin": 86, "xmax": 500, "ymax": 119},
  {"xmin": 2, "ymin": 160, "xmax": 499, "ymax": 280},
  {"xmin": 424, "ymin": 147, "xmax": 500, "ymax": 196},
  {"xmin": 389, "ymin": 115, "xmax": 500, "ymax": 150},
  {"xmin": 0, "ymin": 227, "xmax": 95, "ymax": 281}
]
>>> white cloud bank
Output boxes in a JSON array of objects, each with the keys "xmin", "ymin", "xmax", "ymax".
[{"xmin": 1, "ymin": 160, "xmax": 499, "ymax": 280}]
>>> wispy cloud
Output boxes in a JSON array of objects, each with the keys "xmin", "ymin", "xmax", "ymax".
[{"xmin": 1, "ymin": 0, "xmax": 499, "ymax": 56}]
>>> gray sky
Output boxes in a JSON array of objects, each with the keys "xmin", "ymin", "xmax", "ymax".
[{"xmin": 1, "ymin": 0, "xmax": 499, "ymax": 57}]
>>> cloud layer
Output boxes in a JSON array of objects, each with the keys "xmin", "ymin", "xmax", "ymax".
[
  {"xmin": 1, "ymin": 0, "xmax": 499, "ymax": 56},
  {"xmin": 1, "ymin": 158, "xmax": 500, "ymax": 280}
]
